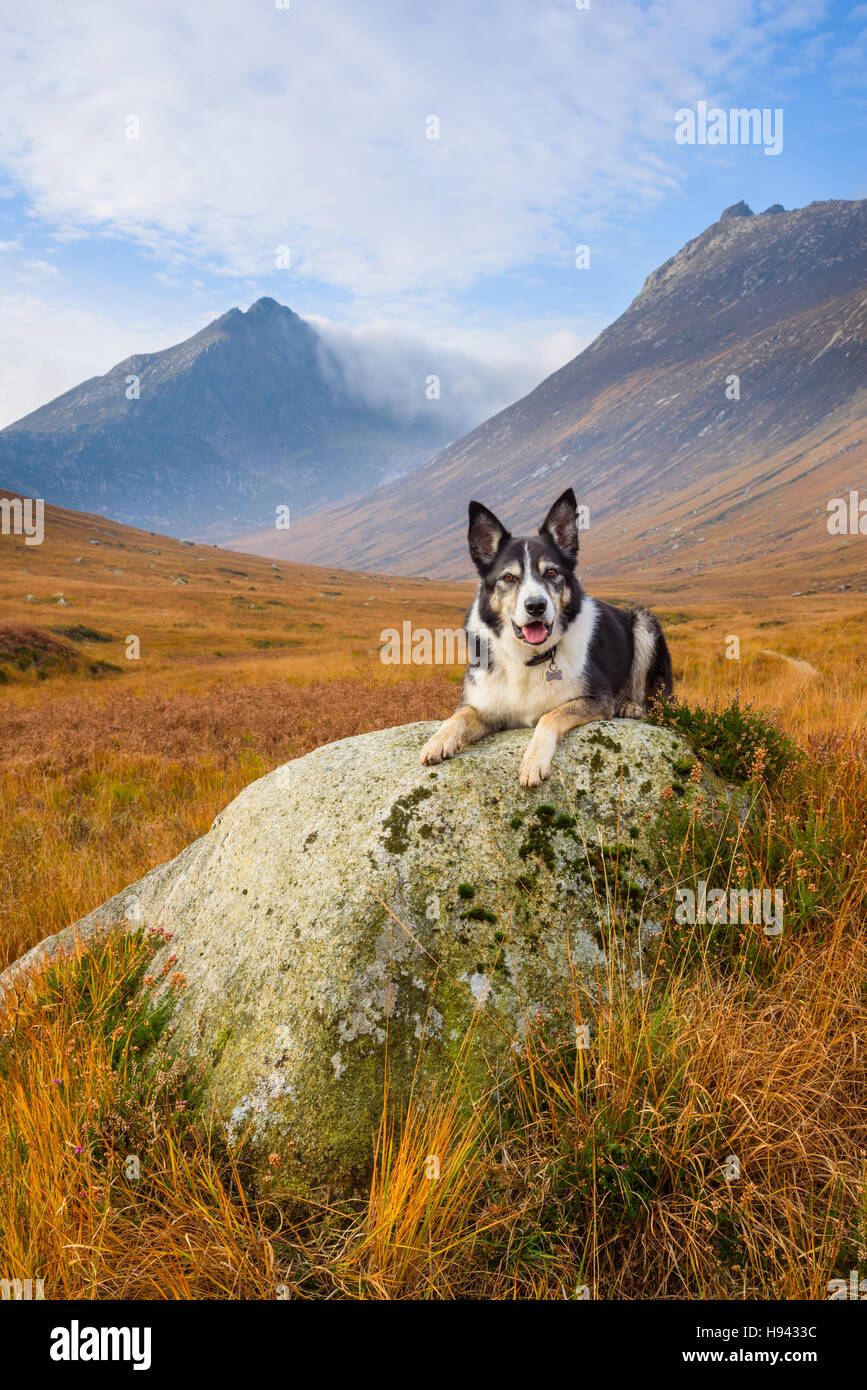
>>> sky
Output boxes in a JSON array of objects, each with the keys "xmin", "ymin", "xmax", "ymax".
[{"xmin": 0, "ymin": 0, "xmax": 864, "ymax": 432}]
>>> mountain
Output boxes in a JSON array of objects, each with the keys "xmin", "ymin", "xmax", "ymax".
[
  {"xmin": 0, "ymin": 298, "xmax": 448, "ymax": 538},
  {"xmin": 233, "ymin": 199, "xmax": 867, "ymax": 593}
]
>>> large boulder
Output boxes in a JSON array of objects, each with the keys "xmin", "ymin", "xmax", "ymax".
[{"xmin": 2, "ymin": 719, "xmax": 711, "ymax": 1191}]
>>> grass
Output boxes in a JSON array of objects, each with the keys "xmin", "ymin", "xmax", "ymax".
[
  {"xmin": 0, "ymin": 929, "xmax": 281, "ymax": 1299},
  {"xmin": 326, "ymin": 1035, "xmax": 495, "ymax": 1299},
  {"xmin": 2, "ymin": 694, "xmax": 865, "ymax": 1299},
  {"xmin": 0, "ymin": 623, "xmax": 121, "ymax": 684},
  {"xmin": 1, "ymin": 499, "xmax": 865, "ymax": 1298},
  {"xmin": 496, "ymin": 913, "xmax": 867, "ymax": 1299},
  {"xmin": 0, "ymin": 683, "xmax": 457, "ymax": 971}
]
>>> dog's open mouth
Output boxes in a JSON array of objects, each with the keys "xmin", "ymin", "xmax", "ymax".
[{"xmin": 513, "ymin": 619, "xmax": 553, "ymax": 646}]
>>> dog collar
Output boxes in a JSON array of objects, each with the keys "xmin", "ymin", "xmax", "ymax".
[{"xmin": 525, "ymin": 644, "xmax": 562, "ymax": 680}]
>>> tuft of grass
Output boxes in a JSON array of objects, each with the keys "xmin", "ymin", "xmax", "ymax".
[
  {"xmin": 0, "ymin": 929, "xmax": 280, "ymax": 1299},
  {"xmin": 327, "ymin": 1078, "xmax": 493, "ymax": 1299},
  {"xmin": 654, "ymin": 724, "xmax": 867, "ymax": 966},
  {"xmin": 51, "ymin": 626, "xmax": 115, "ymax": 645},
  {"xmin": 0, "ymin": 623, "xmax": 121, "ymax": 684}
]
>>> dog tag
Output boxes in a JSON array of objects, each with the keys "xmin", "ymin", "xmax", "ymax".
[{"xmin": 546, "ymin": 668, "xmax": 562, "ymax": 681}]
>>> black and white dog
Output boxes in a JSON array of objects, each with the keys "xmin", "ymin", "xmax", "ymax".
[{"xmin": 420, "ymin": 488, "xmax": 673, "ymax": 787}]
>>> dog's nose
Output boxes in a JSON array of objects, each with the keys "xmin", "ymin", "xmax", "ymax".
[{"xmin": 524, "ymin": 597, "xmax": 547, "ymax": 618}]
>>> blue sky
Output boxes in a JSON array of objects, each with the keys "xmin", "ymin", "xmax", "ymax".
[{"xmin": 0, "ymin": 0, "xmax": 864, "ymax": 431}]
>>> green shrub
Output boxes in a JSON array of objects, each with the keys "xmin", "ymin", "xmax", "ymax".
[{"xmin": 648, "ymin": 693, "xmax": 797, "ymax": 787}]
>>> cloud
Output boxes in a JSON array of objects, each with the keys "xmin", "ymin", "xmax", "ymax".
[
  {"xmin": 310, "ymin": 314, "xmax": 594, "ymax": 439},
  {"xmin": 0, "ymin": 0, "xmax": 823, "ymax": 304},
  {"xmin": 21, "ymin": 258, "xmax": 61, "ymax": 279},
  {"xmin": 0, "ymin": 286, "xmax": 594, "ymax": 438}
]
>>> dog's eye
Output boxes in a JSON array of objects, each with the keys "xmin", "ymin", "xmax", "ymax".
[
  {"xmin": 544, "ymin": 568, "xmax": 560, "ymax": 580},
  {"xmin": 501, "ymin": 573, "xmax": 519, "ymax": 584}
]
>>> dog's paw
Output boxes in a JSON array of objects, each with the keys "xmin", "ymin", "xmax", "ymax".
[
  {"xmin": 518, "ymin": 744, "xmax": 552, "ymax": 788},
  {"xmin": 420, "ymin": 727, "xmax": 463, "ymax": 765},
  {"xmin": 617, "ymin": 701, "xmax": 645, "ymax": 720}
]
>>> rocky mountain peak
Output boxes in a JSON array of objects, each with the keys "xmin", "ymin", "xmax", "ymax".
[
  {"xmin": 0, "ymin": 297, "xmax": 449, "ymax": 536},
  {"xmin": 720, "ymin": 199, "xmax": 754, "ymax": 220}
]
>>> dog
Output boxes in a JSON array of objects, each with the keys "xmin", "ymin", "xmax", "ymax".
[{"xmin": 420, "ymin": 488, "xmax": 673, "ymax": 787}]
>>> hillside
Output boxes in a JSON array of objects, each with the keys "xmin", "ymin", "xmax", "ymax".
[
  {"xmin": 0, "ymin": 489, "xmax": 471, "ymax": 687},
  {"xmin": 235, "ymin": 199, "xmax": 867, "ymax": 595},
  {"xmin": 0, "ymin": 298, "xmax": 446, "ymax": 538}
]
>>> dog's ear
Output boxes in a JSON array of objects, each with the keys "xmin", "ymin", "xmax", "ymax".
[
  {"xmin": 468, "ymin": 500, "xmax": 510, "ymax": 574},
  {"xmin": 540, "ymin": 488, "xmax": 580, "ymax": 561}
]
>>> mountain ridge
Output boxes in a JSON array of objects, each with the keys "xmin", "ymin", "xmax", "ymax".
[{"xmin": 232, "ymin": 198, "xmax": 867, "ymax": 590}]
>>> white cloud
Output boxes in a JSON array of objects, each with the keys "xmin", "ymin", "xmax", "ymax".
[
  {"xmin": 21, "ymin": 258, "xmax": 62, "ymax": 279},
  {"xmin": 310, "ymin": 314, "xmax": 595, "ymax": 437},
  {"xmin": 0, "ymin": 0, "xmax": 810, "ymax": 302},
  {"xmin": 0, "ymin": 288, "xmax": 594, "ymax": 436}
]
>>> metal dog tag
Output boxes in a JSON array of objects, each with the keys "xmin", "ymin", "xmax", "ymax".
[{"xmin": 546, "ymin": 668, "xmax": 562, "ymax": 681}]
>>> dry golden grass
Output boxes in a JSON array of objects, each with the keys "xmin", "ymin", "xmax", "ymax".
[
  {"xmin": 0, "ymin": 932, "xmax": 281, "ymax": 1299},
  {"xmin": 0, "ymin": 677, "xmax": 457, "ymax": 971},
  {"xmin": 493, "ymin": 906, "xmax": 867, "ymax": 1299},
  {"xmin": 326, "ymin": 1046, "xmax": 495, "ymax": 1299}
]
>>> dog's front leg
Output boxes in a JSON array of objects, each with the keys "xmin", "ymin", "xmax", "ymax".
[
  {"xmin": 519, "ymin": 696, "xmax": 614, "ymax": 787},
  {"xmin": 420, "ymin": 704, "xmax": 494, "ymax": 766}
]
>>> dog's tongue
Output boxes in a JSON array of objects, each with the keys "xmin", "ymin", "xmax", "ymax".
[{"xmin": 522, "ymin": 622, "xmax": 548, "ymax": 645}]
